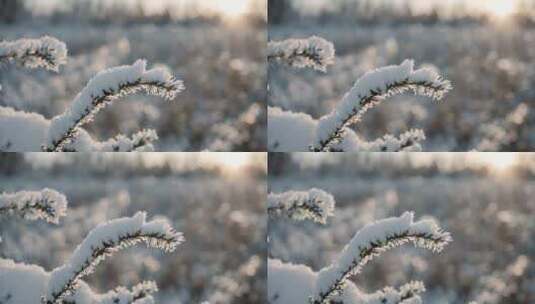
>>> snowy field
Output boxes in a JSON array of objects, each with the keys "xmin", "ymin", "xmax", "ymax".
[
  {"xmin": 268, "ymin": 153, "xmax": 535, "ymax": 303},
  {"xmin": 269, "ymin": 23, "xmax": 535, "ymax": 151},
  {"xmin": 0, "ymin": 154, "xmax": 266, "ymax": 303},
  {"xmin": 0, "ymin": 21, "xmax": 266, "ymax": 151}
]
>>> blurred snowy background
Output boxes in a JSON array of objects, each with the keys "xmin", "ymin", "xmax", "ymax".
[
  {"xmin": 269, "ymin": 152, "xmax": 535, "ymax": 303},
  {"xmin": 0, "ymin": 0, "xmax": 266, "ymax": 151},
  {"xmin": 268, "ymin": 0, "xmax": 535, "ymax": 151},
  {"xmin": 0, "ymin": 152, "xmax": 266, "ymax": 303}
]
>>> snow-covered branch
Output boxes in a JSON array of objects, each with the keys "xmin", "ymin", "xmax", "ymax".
[
  {"xmin": 44, "ymin": 212, "xmax": 184, "ymax": 304},
  {"xmin": 0, "ymin": 188, "xmax": 67, "ymax": 224},
  {"xmin": 346, "ymin": 129, "xmax": 426, "ymax": 152},
  {"xmin": 43, "ymin": 59, "xmax": 184, "ymax": 152},
  {"xmin": 312, "ymin": 212, "xmax": 451, "ymax": 304},
  {"xmin": 268, "ymin": 36, "xmax": 335, "ymax": 72},
  {"xmin": 364, "ymin": 281, "xmax": 425, "ymax": 304},
  {"xmin": 93, "ymin": 129, "xmax": 158, "ymax": 152},
  {"xmin": 0, "ymin": 36, "xmax": 67, "ymax": 72},
  {"xmin": 94, "ymin": 280, "xmax": 158, "ymax": 304},
  {"xmin": 268, "ymin": 188, "xmax": 335, "ymax": 225},
  {"xmin": 312, "ymin": 60, "xmax": 452, "ymax": 151}
]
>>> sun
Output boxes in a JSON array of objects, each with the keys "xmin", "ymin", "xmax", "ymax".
[
  {"xmin": 480, "ymin": 153, "xmax": 518, "ymax": 174},
  {"xmin": 483, "ymin": 0, "xmax": 516, "ymax": 18},
  {"xmin": 213, "ymin": 153, "xmax": 249, "ymax": 170},
  {"xmin": 213, "ymin": 0, "xmax": 250, "ymax": 19}
]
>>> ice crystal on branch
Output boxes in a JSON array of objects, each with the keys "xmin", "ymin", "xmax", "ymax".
[
  {"xmin": 268, "ymin": 36, "xmax": 335, "ymax": 72},
  {"xmin": 0, "ymin": 188, "xmax": 68, "ymax": 224},
  {"xmin": 312, "ymin": 212, "xmax": 451, "ymax": 303},
  {"xmin": 0, "ymin": 36, "xmax": 67, "ymax": 72},
  {"xmin": 97, "ymin": 280, "xmax": 158, "ymax": 304},
  {"xmin": 97, "ymin": 129, "xmax": 159, "ymax": 152},
  {"xmin": 43, "ymin": 59, "xmax": 184, "ymax": 152},
  {"xmin": 312, "ymin": 60, "xmax": 452, "ymax": 151},
  {"xmin": 268, "ymin": 188, "xmax": 335, "ymax": 224},
  {"xmin": 44, "ymin": 212, "xmax": 184, "ymax": 304}
]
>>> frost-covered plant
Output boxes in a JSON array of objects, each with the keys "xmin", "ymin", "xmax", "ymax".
[
  {"xmin": 0, "ymin": 36, "xmax": 184, "ymax": 152},
  {"xmin": 0, "ymin": 188, "xmax": 68, "ymax": 225},
  {"xmin": 267, "ymin": 188, "xmax": 335, "ymax": 224},
  {"xmin": 268, "ymin": 36, "xmax": 452, "ymax": 152},
  {"xmin": 0, "ymin": 36, "xmax": 67, "ymax": 72},
  {"xmin": 0, "ymin": 189, "xmax": 184, "ymax": 304},
  {"xmin": 268, "ymin": 36, "xmax": 335, "ymax": 72},
  {"xmin": 268, "ymin": 188, "xmax": 452, "ymax": 304}
]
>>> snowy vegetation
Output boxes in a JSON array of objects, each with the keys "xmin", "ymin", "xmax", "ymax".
[
  {"xmin": 270, "ymin": 153, "xmax": 535, "ymax": 303},
  {"xmin": 268, "ymin": 36, "xmax": 452, "ymax": 152},
  {"xmin": 268, "ymin": 188, "xmax": 451, "ymax": 303},
  {"xmin": 0, "ymin": 188, "xmax": 183, "ymax": 304},
  {"xmin": 269, "ymin": 2, "xmax": 535, "ymax": 151},
  {"xmin": 0, "ymin": 36, "xmax": 185, "ymax": 152},
  {"xmin": 0, "ymin": 154, "xmax": 266, "ymax": 303}
]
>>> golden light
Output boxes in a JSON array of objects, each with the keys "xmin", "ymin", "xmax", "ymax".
[
  {"xmin": 479, "ymin": 153, "xmax": 518, "ymax": 174},
  {"xmin": 212, "ymin": 153, "xmax": 250, "ymax": 171},
  {"xmin": 213, "ymin": 0, "xmax": 249, "ymax": 19},
  {"xmin": 483, "ymin": 0, "xmax": 516, "ymax": 19}
]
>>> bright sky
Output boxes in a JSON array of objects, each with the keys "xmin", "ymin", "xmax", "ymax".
[
  {"xmin": 292, "ymin": 0, "xmax": 526, "ymax": 17},
  {"xmin": 25, "ymin": 0, "xmax": 260, "ymax": 19}
]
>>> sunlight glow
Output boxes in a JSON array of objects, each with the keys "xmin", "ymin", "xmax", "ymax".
[
  {"xmin": 212, "ymin": 153, "xmax": 250, "ymax": 170},
  {"xmin": 483, "ymin": 0, "xmax": 516, "ymax": 18},
  {"xmin": 478, "ymin": 153, "xmax": 518, "ymax": 174},
  {"xmin": 213, "ymin": 0, "xmax": 250, "ymax": 18}
]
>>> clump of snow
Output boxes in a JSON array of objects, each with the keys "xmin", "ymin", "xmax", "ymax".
[
  {"xmin": 268, "ymin": 36, "xmax": 335, "ymax": 72},
  {"xmin": 268, "ymin": 188, "xmax": 335, "ymax": 224},
  {"xmin": 0, "ymin": 259, "xmax": 158, "ymax": 304},
  {"xmin": 0, "ymin": 188, "xmax": 67, "ymax": 224},
  {"xmin": 268, "ymin": 259, "xmax": 426, "ymax": 304},
  {"xmin": 0, "ymin": 36, "xmax": 67, "ymax": 72}
]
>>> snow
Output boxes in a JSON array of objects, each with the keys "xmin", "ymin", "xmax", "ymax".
[
  {"xmin": 268, "ymin": 36, "xmax": 335, "ymax": 72},
  {"xmin": 45, "ymin": 212, "xmax": 184, "ymax": 302},
  {"xmin": 0, "ymin": 188, "xmax": 67, "ymax": 224},
  {"xmin": 0, "ymin": 258, "xmax": 157, "ymax": 304},
  {"xmin": 44, "ymin": 59, "xmax": 184, "ymax": 151},
  {"xmin": 268, "ymin": 259, "xmax": 426, "ymax": 304},
  {"xmin": 0, "ymin": 106, "xmax": 157, "ymax": 151},
  {"xmin": 0, "ymin": 36, "xmax": 67, "ymax": 72},
  {"xmin": 268, "ymin": 188, "xmax": 335, "ymax": 224}
]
